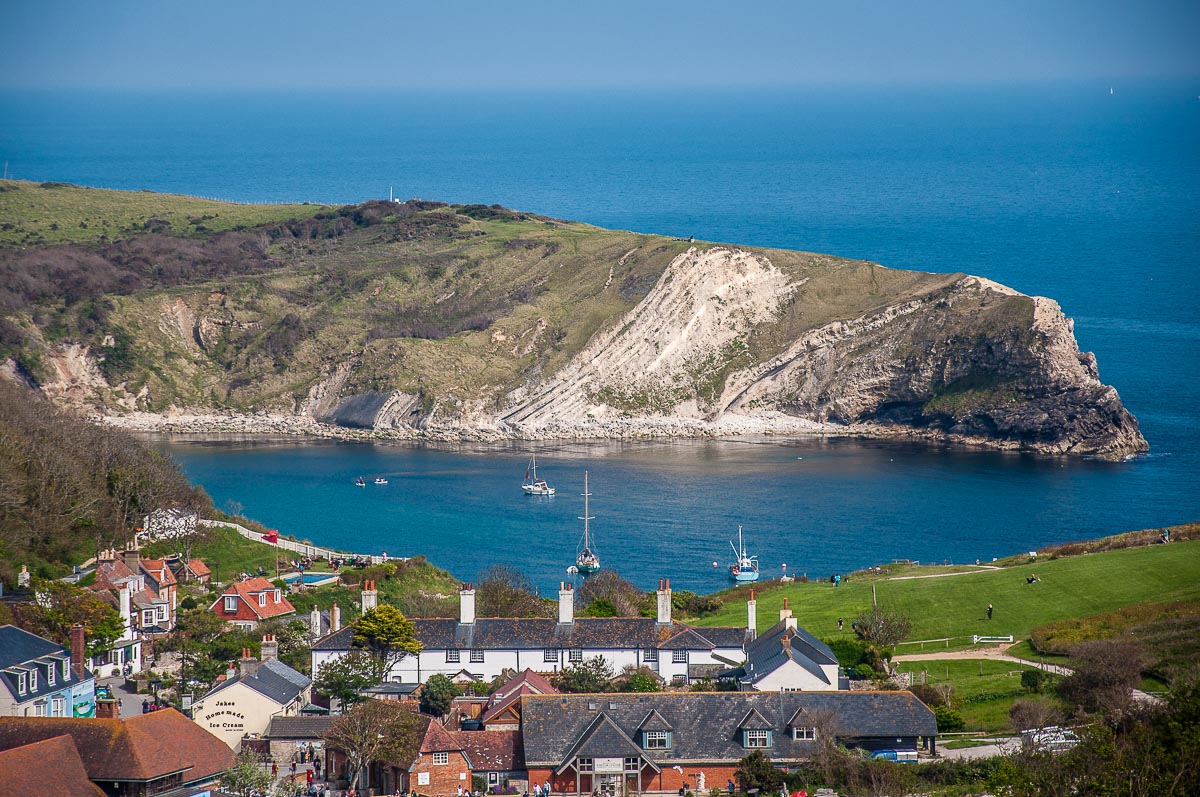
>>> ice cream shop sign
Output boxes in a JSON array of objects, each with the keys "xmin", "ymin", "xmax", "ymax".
[{"xmin": 202, "ymin": 706, "xmax": 247, "ymax": 731}]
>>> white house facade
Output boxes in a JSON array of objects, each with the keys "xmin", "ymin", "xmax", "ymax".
[
  {"xmin": 732, "ymin": 598, "xmax": 845, "ymax": 691},
  {"xmin": 312, "ymin": 581, "xmax": 751, "ymax": 686},
  {"xmin": 192, "ymin": 642, "xmax": 311, "ymax": 749}
]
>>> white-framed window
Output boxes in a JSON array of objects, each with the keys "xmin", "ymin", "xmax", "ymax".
[
  {"xmin": 672, "ymin": 649, "xmax": 688, "ymax": 664},
  {"xmin": 744, "ymin": 729, "xmax": 770, "ymax": 748},
  {"xmin": 158, "ymin": 606, "xmax": 168, "ymax": 620},
  {"xmin": 46, "ymin": 664, "xmax": 55, "ymax": 686},
  {"xmin": 17, "ymin": 672, "xmax": 27, "ymax": 694},
  {"xmin": 470, "ymin": 649, "xmax": 485, "ymax": 663},
  {"xmin": 792, "ymin": 727, "xmax": 816, "ymax": 741},
  {"xmin": 488, "ymin": 773, "xmax": 499, "ymax": 785},
  {"xmin": 578, "ymin": 758, "xmax": 593, "ymax": 773},
  {"xmin": 29, "ymin": 669, "xmax": 37, "ymax": 691},
  {"xmin": 671, "ymin": 674, "xmax": 686, "ymax": 685},
  {"xmin": 432, "ymin": 752, "xmax": 449, "ymax": 765},
  {"xmin": 643, "ymin": 648, "xmax": 658, "ymax": 662},
  {"xmin": 224, "ymin": 596, "xmax": 238, "ymax": 612},
  {"xmin": 62, "ymin": 660, "xmax": 70, "ymax": 680},
  {"xmin": 569, "ymin": 648, "xmax": 583, "ymax": 662},
  {"xmin": 644, "ymin": 730, "xmax": 670, "ymax": 749},
  {"xmin": 142, "ymin": 610, "xmax": 154, "ymax": 626},
  {"xmin": 34, "ymin": 700, "xmax": 45, "ymax": 716},
  {"xmin": 258, "ymin": 593, "xmax": 267, "ymax": 607},
  {"xmin": 51, "ymin": 696, "xmax": 65, "ymax": 717},
  {"xmin": 446, "ymin": 649, "xmax": 461, "ymax": 663},
  {"xmin": 624, "ymin": 757, "xmax": 640, "ymax": 772},
  {"xmin": 274, "ymin": 589, "xmax": 281, "ymax": 601},
  {"xmin": 544, "ymin": 649, "xmax": 558, "ymax": 662}
]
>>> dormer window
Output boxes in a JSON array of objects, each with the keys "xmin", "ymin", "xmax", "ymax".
[
  {"xmin": 792, "ymin": 727, "xmax": 816, "ymax": 741},
  {"xmin": 62, "ymin": 660, "xmax": 70, "ymax": 680},
  {"xmin": 17, "ymin": 672, "xmax": 27, "ymax": 694},
  {"xmin": 224, "ymin": 596, "xmax": 238, "ymax": 613},
  {"xmin": 643, "ymin": 730, "xmax": 671, "ymax": 749},
  {"xmin": 258, "ymin": 593, "xmax": 267, "ymax": 607},
  {"xmin": 29, "ymin": 668, "xmax": 37, "ymax": 691},
  {"xmin": 47, "ymin": 664, "xmax": 55, "ymax": 686},
  {"xmin": 743, "ymin": 729, "xmax": 771, "ymax": 748},
  {"xmin": 274, "ymin": 589, "xmax": 281, "ymax": 602}
]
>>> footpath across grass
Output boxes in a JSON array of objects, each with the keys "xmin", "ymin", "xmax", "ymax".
[{"xmin": 694, "ymin": 539, "xmax": 1200, "ymax": 646}]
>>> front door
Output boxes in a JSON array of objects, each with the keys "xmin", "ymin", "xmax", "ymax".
[{"xmin": 597, "ymin": 773, "xmax": 623, "ymax": 797}]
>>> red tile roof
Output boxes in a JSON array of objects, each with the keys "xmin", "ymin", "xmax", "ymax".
[
  {"xmin": 451, "ymin": 729, "xmax": 525, "ymax": 772},
  {"xmin": 188, "ymin": 558, "xmax": 212, "ymax": 577},
  {"xmin": 0, "ymin": 710, "xmax": 233, "ymax": 786},
  {"xmin": 210, "ymin": 576, "xmax": 295, "ymax": 621},
  {"xmin": 0, "ymin": 734, "xmax": 106, "ymax": 797},
  {"xmin": 141, "ymin": 558, "xmax": 178, "ymax": 587}
]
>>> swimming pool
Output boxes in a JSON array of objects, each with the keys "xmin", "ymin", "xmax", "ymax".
[{"xmin": 283, "ymin": 572, "xmax": 339, "ymax": 586}]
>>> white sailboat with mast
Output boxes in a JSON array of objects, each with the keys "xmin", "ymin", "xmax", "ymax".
[
  {"xmin": 522, "ymin": 452, "xmax": 555, "ymax": 496},
  {"xmin": 575, "ymin": 471, "xmax": 601, "ymax": 574}
]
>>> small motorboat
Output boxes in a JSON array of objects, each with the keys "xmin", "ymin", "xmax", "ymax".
[
  {"xmin": 355, "ymin": 477, "xmax": 366, "ymax": 487},
  {"xmin": 374, "ymin": 478, "xmax": 388, "ymax": 485}
]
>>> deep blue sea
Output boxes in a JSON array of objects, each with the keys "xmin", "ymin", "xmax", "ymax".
[{"xmin": 2, "ymin": 82, "xmax": 1197, "ymax": 593}]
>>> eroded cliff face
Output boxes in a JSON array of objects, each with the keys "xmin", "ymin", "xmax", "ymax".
[
  {"xmin": 16, "ymin": 246, "xmax": 1146, "ymax": 459},
  {"xmin": 491, "ymin": 248, "xmax": 1145, "ymax": 458}
]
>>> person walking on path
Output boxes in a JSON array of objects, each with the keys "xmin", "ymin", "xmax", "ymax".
[
  {"xmin": 837, "ymin": 618, "xmax": 843, "ymax": 631},
  {"xmin": 987, "ymin": 603, "xmax": 993, "ymax": 620},
  {"xmin": 272, "ymin": 762, "xmax": 278, "ymax": 778}
]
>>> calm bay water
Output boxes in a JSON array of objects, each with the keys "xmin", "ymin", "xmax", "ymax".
[{"xmin": 3, "ymin": 82, "xmax": 1198, "ymax": 592}]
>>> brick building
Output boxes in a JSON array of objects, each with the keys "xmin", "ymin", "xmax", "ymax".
[
  {"xmin": 209, "ymin": 576, "xmax": 296, "ymax": 630},
  {"xmin": 520, "ymin": 692, "xmax": 937, "ymax": 796}
]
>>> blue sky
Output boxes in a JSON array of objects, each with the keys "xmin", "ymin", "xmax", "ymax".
[{"xmin": 2, "ymin": 0, "xmax": 1197, "ymax": 89}]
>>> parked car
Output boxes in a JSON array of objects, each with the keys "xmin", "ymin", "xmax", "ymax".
[{"xmin": 1022, "ymin": 726, "xmax": 1081, "ymax": 752}]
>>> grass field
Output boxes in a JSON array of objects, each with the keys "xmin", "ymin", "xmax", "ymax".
[
  {"xmin": 694, "ymin": 539, "xmax": 1200, "ymax": 647},
  {"xmin": 144, "ymin": 524, "xmax": 280, "ymax": 586},
  {"xmin": 0, "ymin": 179, "xmax": 326, "ymax": 246},
  {"xmin": 897, "ymin": 658, "xmax": 1040, "ymax": 732}
]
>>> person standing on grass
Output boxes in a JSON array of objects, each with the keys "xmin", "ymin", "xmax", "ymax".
[{"xmin": 987, "ymin": 603, "xmax": 993, "ymax": 620}]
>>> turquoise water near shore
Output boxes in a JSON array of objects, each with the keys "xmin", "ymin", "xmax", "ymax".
[{"xmin": 3, "ymin": 82, "xmax": 1198, "ymax": 591}]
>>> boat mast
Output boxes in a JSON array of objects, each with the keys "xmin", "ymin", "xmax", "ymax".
[{"xmin": 580, "ymin": 471, "xmax": 593, "ymax": 551}]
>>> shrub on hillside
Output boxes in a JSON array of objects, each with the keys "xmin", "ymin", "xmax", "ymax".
[{"xmin": 934, "ymin": 705, "xmax": 965, "ymax": 732}]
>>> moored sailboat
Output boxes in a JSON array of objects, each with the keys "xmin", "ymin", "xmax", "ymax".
[
  {"xmin": 575, "ymin": 471, "xmax": 601, "ymax": 574},
  {"xmin": 522, "ymin": 452, "xmax": 555, "ymax": 496}
]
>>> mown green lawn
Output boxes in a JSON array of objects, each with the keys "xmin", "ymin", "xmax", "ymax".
[
  {"xmin": 695, "ymin": 540, "xmax": 1200, "ymax": 646},
  {"xmin": 896, "ymin": 658, "xmax": 1040, "ymax": 733}
]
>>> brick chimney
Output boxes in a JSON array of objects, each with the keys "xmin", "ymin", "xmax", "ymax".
[
  {"xmin": 261, "ymin": 634, "xmax": 279, "ymax": 661},
  {"xmin": 779, "ymin": 597, "xmax": 793, "ymax": 622},
  {"xmin": 123, "ymin": 543, "xmax": 141, "ymax": 575},
  {"xmin": 656, "ymin": 579, "xmax": 672, "ymax": 626},
  {"xmin": 557, "ymin": 582, "xmax": 574, "ymax": 625},
  {"xmin": 70, "ymin": 624, "xmax": 86, "ymax": 680},
  {"xmin": 239, "ymin": 647, "xmax": 260, "ymax": 677},
  {"xmin": 361, "ymin": 580, "xmax": 378, "ymax": 614},
  {"xmin": 95, "ymin": 697, "xmax": 120, "ymax": 719},
  {"xmin": 459, "ymin": 583, "xmax": 476, "ymax": 626},
  {"xmin": 330, "ymin": 602, "xmax": 341, "ymax": 633}
]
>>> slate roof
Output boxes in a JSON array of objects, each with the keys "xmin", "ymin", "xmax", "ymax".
[
  {"xmin": 0, "ymin": 710, "xmax": 233, "ymax": 785},
  {"xmin": 555, "ymin": 714, "xmax": 659, "ymax": 775},
  {"xmin": 266, "ymin": 715, "xmax": 337, "ymax": 740},
  {"xmin": 0, "ymin": 734, "xmax": 107, "ymax": 797},
  {"xmin": 451, "ymin": 729, "xmax": 525, "ymax": 772},
  {"xmin": 0, "ymin": 625, "xmax": 89, "ymax": 704},
  {"xmin": 740, "ymin": 620, "xmax": 839, "ymax": 686},
  {"xmin": 200, "ymin": 658, "xmax": 311, "ymax": 706},
  {"xmin": 520, "ymin": 692, "xmax": 938, "ymax": 766},
  {"xmin": 314, "ymin": 618, "xmax": 746, "ymax": 653}
]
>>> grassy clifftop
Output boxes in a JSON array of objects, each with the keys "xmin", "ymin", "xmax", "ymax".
[{"xmin": 0, "ymin": 182, "xmax": 954, "ymax": 416}]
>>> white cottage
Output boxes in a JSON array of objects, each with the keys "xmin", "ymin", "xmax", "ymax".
[
  {"xmin": 312, "ymin": 580, "xmax": 751, "ymax": 686},
  {"xmin": 731, "ymin": 596, "xmax": 846, "ymax": 691},
  {"xmin": 192, "ymin": 640, "xmax": 311, "ymax": 749}
]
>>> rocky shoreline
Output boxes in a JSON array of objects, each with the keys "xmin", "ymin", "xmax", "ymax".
[{"xmin": 97, "ymin": 407, "xmax": 1132, "ymax": 459}]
